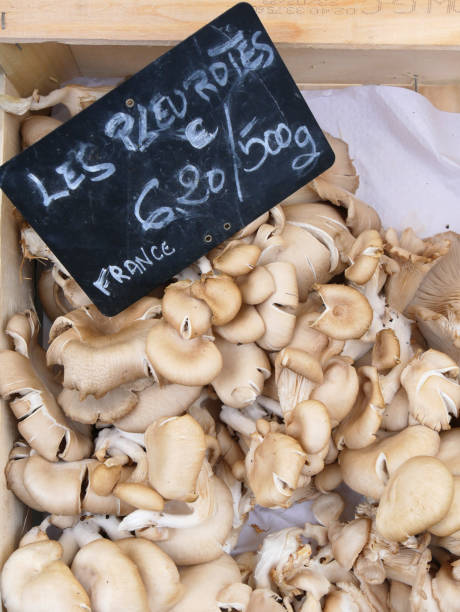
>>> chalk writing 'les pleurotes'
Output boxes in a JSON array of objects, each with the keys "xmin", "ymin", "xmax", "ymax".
[{"xmin": 24, "ymin": 27, "xmax": 321, "ymax": 298}]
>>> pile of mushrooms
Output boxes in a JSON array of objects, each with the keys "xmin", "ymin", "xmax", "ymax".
[{"xmin": 1, "ymin": 85, "xmax": 460, "ymax": 611}]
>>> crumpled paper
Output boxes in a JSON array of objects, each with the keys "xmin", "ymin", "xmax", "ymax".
[{"xmin": 235, "ymin": 84, "xmax": 460, "ymax": 553}]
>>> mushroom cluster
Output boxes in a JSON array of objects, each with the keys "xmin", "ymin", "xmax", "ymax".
[{"xmin": 1, "ymin": 87, "xmax": 460, "ymax": 611}]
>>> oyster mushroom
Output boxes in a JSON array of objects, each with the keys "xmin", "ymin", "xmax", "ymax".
[
  {"xmin": 146, "ymin": 320, "xmax": 222, "ymax": 386},
  {"xmin": 376, "ymin": 456, "xmax": 454, "ymax": 542},
  {"xmin": 345, "ymin": 229, "xmax": 383, "ymax": 285},
  {"xmin": 310, "ymin": 283, "xmax": 373, "ymax": 340},
  {"xmin": 401, "ymin": 349, "xmax": 460, "ymax": 431},
  {"xmin": 47, "ymin": 298, "xmax": 161, "ymax": 398},
  {"xmin": 190, "ymin": 273, "xmax": 242, "ymax": 326},
  {"xmin": 162, "ymin": 280, "xmax": 212, "ymax": 339},
  {"xmin": 1, "ymin": 537, "xmax": 90, "ymax": 612},
  {"xmin": 237, "ymin": 265, "xmax": 275, "ymax": 305},
  {"xmin": 211, "ymin": 337, "xmax": 270, "ymax": 408},
  {"xmin": 21, "ymin": 115, "xmax": 63, "ymax": 148},
  {"xmin": 214, "ymin": 304, "xmax": 266, "ymax": 344},
  {"xmin": 212, "ymin": 240, "xmax": 261, "ymax": 276}
]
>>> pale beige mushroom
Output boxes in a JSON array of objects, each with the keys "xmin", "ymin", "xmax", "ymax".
[
  {"xmin": 376, "ymin": 456, "xmax": 454, "ymax": 542},
  {"xmin": 146, "ymin": 320, "xmax": 223, "ymax": 386},
  {"xmin": 0, "ymin": 349, "xmax": 92, "ymax": 462},
  {"xmin": 72, "ymin": 538, "xmax": 148, "ymax": 612},
  {"xmin": 437, "ymin": 429, "xmax": 460, "ymax": 475},
  {"xmin": 51, "ymin": 266, "xmax": 92, "ymax": 310},
  {"xmin": 212, "ymin": 240, "xmax": 261, "ymax": 276},
  {"xmin": 168, "ymin": 553, "xmax": 243, "ymax": 612},
  {"xmin": 145, "ymin": 414, "xmax": 206, "ymax": 501},
  {"xmin": 432, "ymin": 560, "xmax": 460, "ymax": 611},
  {"xmin": 37, "ymin": 267, "xmax": 68, "ymax": 321},
  {"xmin": 315, "ymin": 463, "xmax": 342, "ymax": 493},
  {"xmin": 309, "ymin": 175, "xmax": 381, "ymax": 235},
  {"xmin": 328, "ymin": 518, "xmax": 371, "ymax": 570},
  {"xmin": 211, "ymin": 337, "xmax": 270, "ymax": 408},
  {"xmin": 384, "ymin": 227, "xmax": 451, "ymax": 312},
  {"xmin": 401, "ymin": 348, "xmax": 460, "ymax": 431},
  {"xmin": 233, "ymin": 212, "xmax": 270, "ymax": 239},
  {"xmin": 58, "ymin": 378, "xmax": 151, "ymax": 425},
  {"xmin": 0, "ymin": 83, "xmax": 113, "ymax": 116},
  {"xmin": 256, "ymin": 262, "xmax": 299, "ymax": 351},
  {"xmin": 113, "ymin": 382, "xmax": 202, "ymax": 433},
  {"xmin": 310, "ymin": 284, "xmax": 373, "ymax": 340},
  {"xmin": 1, "ymin": 538, "xmax": 91, "ymax": 612},
  {"xmin": 334, "ymin": 366, "xmax": 385, "ymax": 450},
  {"xmin": 407, "ymin": 232, "xmax": 460, "ymax": 363},
  {"xmin": 339, "ymin": 425, "xmax": 440, "ymax": 500},
  {"xmin": 237, "ymin": 265, "xmax": 275, "ymax": 305},
  {"xmin": 311, "ymin": 357, "xmax": 359, "ymax": 427},
  {"xmin": 136, "ymin": 473, "xmax": 234, "ymax": 566},
  {"xmin": 430, "ymin": 476, "xmax": 460, "ymax": 537},
  {"xmin": 21, "ymin": 115, "xmax": 63, "ymax": 148},
  {"xmin": 246, "ymin": 431, "xmax": 307, "ymax": 507},
  {"xmin": 345, "ymin": 229, "xmax": 383, "ymax": 285},
  {"xmin": 214, "ymin": 304, "xmax": 265, "ymax": 343},
  {"xmin": 116, "ymin": 538, "xmax": 183, "ymax": 612},
  {"xmin": 47, "ymin": 298, "xmax": 161, "ymax": 398},
  {"xmin": 286, "ymin": 400, "xmax": 331, "ymax": 455}
]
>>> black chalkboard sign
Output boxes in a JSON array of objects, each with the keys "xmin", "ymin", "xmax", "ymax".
[{"xmin": 0, "ymin": 2, "xmax": 334, "ymax": 316}]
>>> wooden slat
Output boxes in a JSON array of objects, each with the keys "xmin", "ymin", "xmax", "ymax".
[
  {"xmin": 0, "ymin": 74, "xmax": 33, "ymax": 570},
  {"xmin": 419, "ymin": 84, "xmax": 460, "ymax": 112},
  {"xmin": 0, "ymin": 0, "xmax": 459, "ymax": 47},
  {"xmin": 0, "ymin": 42, "xmax": 80, "ymax": 97}
]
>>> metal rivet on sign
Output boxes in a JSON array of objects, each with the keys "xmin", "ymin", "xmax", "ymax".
[
  {"xmin": 125, "ymin": 98, "xmax": 135, "ymax": 108},
  {"xmin": 223, "ymin": 222, "xmax": 231, "ymax": 230},
  {"xmin": 204, "ymin": 234, "xmax": 213, "ymax": 243}
]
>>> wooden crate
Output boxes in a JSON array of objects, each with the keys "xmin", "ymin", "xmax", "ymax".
[{"xmin": 0, "ymin": 0, "xmax": 459, "ymax": 574}]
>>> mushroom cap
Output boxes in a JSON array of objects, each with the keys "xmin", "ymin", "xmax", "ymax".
[
  {"xmin": 345, "ymin": 229, "xmax": 383, "ymax": 285},
  {"xmin": 116, "ymin": 538, "xmax": 183, "ymax": 612},
  {"xmin": 315, "ymin": 462, "xmax": 342, "ymax": 493},
  {"xmin": 212, "ymin": 241, "xmax": 261, "ymax": 276},
  {"xmin": 145, "ymin": 414, "xmax": 206, "ymax": 502},
  {"xmin": 114, "ymin": 482, "xmax": 164, "ymax": 511},
  {"xmin": 211, "ymin": 337, "xmax": 270, "ymax": 408},
  {"xmin": 329, "ymin": 518, "xmax": 371, "ymax": 570},
  {"xmin": 246, "ymin": 432, "xmax": 307, "ymax": 508},
  {"xmin": 334, "ymin": 366, "xmax": 385, "ymax": 450},
  {"xmin": 256, "ymin": 262, "xmax": 299, "ymax": 351},
  {"xmin": 276, "ymin": 348, "xmax": 324, "ymax": 385},
  {"xmin": 286, "ymin": 400, "xmax": 331, "ymax": 455},
  {"xmin": 237, "ymin": 265, "xmax": 275, "ymax": 305},
  {"xmin": 58, "ymin": 379, "xmax": 150, "ymax": 425},
  {"xmin": 21, "ymin": 115, "xmax": 63, "ymax": 148},
  {"xmin": 312, "ymin": 493, "xmax": 345, "ymax": 526},
  {"xmin": 146, "ymin": 321, "xmax": 223, "ymax": 386},
  {"xmin": 311, "ymin": 284, "xmax": 373, "ymax": 340},
  {"xmin": 401, "ymin": 348, "xmax": 460, "ymax": 431},
  {"xmin": 145, "ymin": 475, "xmax": 234, "ymax": 566},
  {"xmin": 339, "ymin": 425, "xmax": 440, "ymax": 500},
  {"xmin": 162, "ymin": 280, "xmax": 212, "ymax": 339},
  {"xmin": 190, "ymin": 274, "xmax": 242, "ymax": 326},
  {"xmin": 38, "ymin": 267, "xmax": 67, "ymax": 321},
  {"xmin": 215, "ymin": 304, "xmax": 265, "ymax": 344},
  {"xmin": 168, "ymin": 553, "xmax": 241, "ymax": 612},
  {"xmin": 72, "ymin": 538, "xmax": 149, "ymax": 612},
  {"xmin": 1, "ymin": 539, "xmax": 90, "ymax": 612},
  {"xmin": 372, "ymin": 328, "xmax": 401, "ymax": 371},
  {"xmin": 6, "ymin": 454, "xmax": 45, "ymax": 512},
  {"xmin": 432, "ymin": 561, "xmax": 460, "ymax": 611},
  {"xmin": 430, "ymin": 476, "xmax": 460, "ymax": 537},
  {"xmin": 311, "ymin": 357, "xmax": 359, "ymax": 427},
  {"xmin": 113, "ymin": 382, "xmax": 201, "ymax": 433},
  {"xmin": 381, "ymin": 387, "xmax": 410, "ymax": 432},
  {"xmin": 376, "ymin": 456, "xmax": 454, "ymax": 541},
  {"xmin": 437, "ymin": 429, "xmax": 460, "ymax": 475}
]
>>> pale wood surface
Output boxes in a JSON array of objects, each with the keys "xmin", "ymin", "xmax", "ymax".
[
  {"xmin": 0, "ymin": 75, "xmax": 33, "ymax": 571},
  {"xmin": 0, "ymin": 0, "xmax": 460, "ymax": 46}
]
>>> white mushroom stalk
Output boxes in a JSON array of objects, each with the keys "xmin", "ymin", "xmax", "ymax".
[{"xmin": 94, "ymin": 427, "xmax": 147, "ymax": 482}]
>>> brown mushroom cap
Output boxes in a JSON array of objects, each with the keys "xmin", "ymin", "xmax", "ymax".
[
  {"xmin": 211, "ymin": 337, "xmax": 270, "ymax": 408},
  {"xmin": 372, "ymin": 328, "xmax": 401, "ymax": 371},
  {"xmin": 145, "ymin": 414, "xmax": 206, "ymax": 502},
  {"xmin": 376, "ymin": 456, "xmax": 454, "ymax": 541},
  {"xmin": 437, "ymin": 429, "xmax": 460, "ymax": 475},
  {"xmin": 286, "ymin": 400, "xmax": 331, "ymax": 455},
  {"xmin": 212, "ymin": 241, "xmax": 261, "ymax": 276},
  {"xmin": 246, "ymin": 432, "xmax": 307, "ymax": 508},
  {"xmin": 162, "ymin": 280, "xmax": 212, "ymax": 339},
  {"xmin": 311, "ymin": 356, "xmax": 359, "ymax": 427},
  {"xmin": 146, "ymin": 321, "xmax": 223, "ymax": 386},
  {"xmin": 21, "ymin": 115, "xmax": 63, "ymax": 148},
  {"xmin": 345, "ymin": 229, "xmax": 383, "ymax": 285},
  {"xmin": 190, "ymin": 274, "xmax": 242, "ymax": 326},
  {"xmin": 311, "ymin": 284, "xmax": 373, "ymax": 340},
  {"xmin": 214, "ymin": 304, "xmax": 265, "ymax": 344},
  {"xmin": 430, "ymin": 476, "xmax": 460, "ymax": 537}
]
